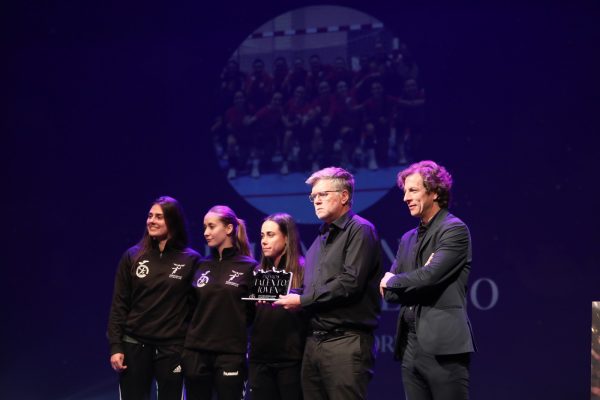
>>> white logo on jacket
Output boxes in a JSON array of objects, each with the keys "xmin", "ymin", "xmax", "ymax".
[
  {"xmin": 196, "ymin": 271, "xmax": 210, "ymax": 287},
  {"xmin": 136, "ymin": 260, "xmax": 150, "ymax": 278},
  {"xmin": 169, "ymin": 263, "xmax": 185, "ymax": 280},
  {"xmin": 225, "ymin": 270, "xmax": 244, "ymax": 287}
]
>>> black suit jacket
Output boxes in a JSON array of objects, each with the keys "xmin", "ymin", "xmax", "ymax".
[{"xmin": 384, "ymin": 209, "xmax": 476, "ymax": 359}]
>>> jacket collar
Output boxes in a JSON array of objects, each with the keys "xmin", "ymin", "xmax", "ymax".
[
  {"xmin": 151, "ymin": 238, "xmax": 178, "ymax": 252},
  {"xmin": 211, "ymin": 246, "xmax": 237, "ymax": 260},
  {"xmin": 264, "ymin": 253, "xmax": 287, "ymax": 270},
  {"xmin": 416, "ymin": 208, "xmax": 449, "ymax": 252},
  {"xmin": 418, "ymin": 208, "xmax": 446, "ymax": 234}
]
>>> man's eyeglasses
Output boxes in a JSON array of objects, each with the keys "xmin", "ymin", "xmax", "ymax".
[{"xmin": 309, "ymin": 190, "xmax": 341, "ymax": 203}]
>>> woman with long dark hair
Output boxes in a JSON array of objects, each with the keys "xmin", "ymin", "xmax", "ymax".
[
  {"xmin": 183, "ymin": 205, "xmax": 258, "ymax": 400},
  {"xmin": 107, "ymin": 196, "xmax": 201, "ymax": 400},
  {"xmin": 248, "ymin": 213, "xmax": 308, "ymax": 400}
]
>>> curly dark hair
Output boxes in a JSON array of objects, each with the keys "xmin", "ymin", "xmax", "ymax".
[{"xmin": 397, "ymin": 160, "xmax": 453, "ymax": 208}]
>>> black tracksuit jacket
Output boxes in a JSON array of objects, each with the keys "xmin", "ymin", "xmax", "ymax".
[
  {"xmin": 185, "ymin": 247, "xmax": 258, "ymax": 354},
  {"xmin": 107, "ymin": 241, "xmax": 201, "ymax": 355}
]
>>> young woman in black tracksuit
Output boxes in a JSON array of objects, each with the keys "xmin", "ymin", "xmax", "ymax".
[
  {"xmin": 108, "ymin": 196, "xmax": 201, "ymax": 400},
  {"xmin": 248, "ymin": 213, "xmax": 308, "ymax": 400},
  {"xmin": 183, "ymin": 205, "xmax": 258, "ymax": 400}
]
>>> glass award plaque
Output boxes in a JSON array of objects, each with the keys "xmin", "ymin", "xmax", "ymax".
[{"xmin": 242, "ymin": 268, "xmax": 293, "ymax": 301}]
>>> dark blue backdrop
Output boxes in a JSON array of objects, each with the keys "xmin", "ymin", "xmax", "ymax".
[{"xmin": 3, "ymin": 1, "xmax": 599, "ymax": 399}]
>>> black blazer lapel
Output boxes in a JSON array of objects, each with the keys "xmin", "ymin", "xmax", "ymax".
[{"xmin": 416, "ymin": 209, "xmax": 449, "ymax": 263}]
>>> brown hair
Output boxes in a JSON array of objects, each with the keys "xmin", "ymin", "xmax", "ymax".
[
  {"xmin": 397, "ymin": 160, "xmax": 453, "ymax": 209},
  {"xmin": 133, "ymin": 196, "xmax": 189, "ymax": 263},
  {"xmin": 207, "ymin": 205, "xmax": 252, "ymax": 257},
  {"xmin": 259, "ymin": 213, "xmax": 304, "ymax": 289}
]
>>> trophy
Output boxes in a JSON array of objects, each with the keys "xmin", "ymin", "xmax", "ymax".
[{"xmin": 242, "ymin": 268, "xmax": 293, "ymax": 301}]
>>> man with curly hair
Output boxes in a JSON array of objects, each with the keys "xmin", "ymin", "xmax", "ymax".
[{"xmin": 380, "ymin": 160, "xmax": 476, "ymax": 400}]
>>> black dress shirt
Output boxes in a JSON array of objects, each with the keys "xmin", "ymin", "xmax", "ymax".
[{"xmin": 300, "ymin": 211, "xmax": 383, "ymax": 332}]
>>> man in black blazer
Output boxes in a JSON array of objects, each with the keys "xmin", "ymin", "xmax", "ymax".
[{"xmin": 380, "ymin": 160, "xmax": 476, "ymax": 400}]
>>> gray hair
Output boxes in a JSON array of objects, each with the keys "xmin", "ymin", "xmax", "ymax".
[{"xmin": 305, "ymin": 166, "xmax": 355, "ymax": 206}]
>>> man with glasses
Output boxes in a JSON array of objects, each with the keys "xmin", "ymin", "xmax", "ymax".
[{"xmin": 276, "ymin": 166, "xmax": 383, "ymax": 400}]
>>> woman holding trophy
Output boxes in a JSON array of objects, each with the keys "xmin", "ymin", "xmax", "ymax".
[{"xmin": 248, "ymin": 213, "xmax": 308, "ymax": 400}]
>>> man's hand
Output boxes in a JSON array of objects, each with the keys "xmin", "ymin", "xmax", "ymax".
[
  {"xmin": 274, "ymin": 293, "xmax": 302, "ymax": 310},
  {"xmin": 379, "ymin": 272, "xmax": 395, "ymax": 296},
  {"xmin": 110, "ymin": 353, "xmax": 127, "ymax": 372}
]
